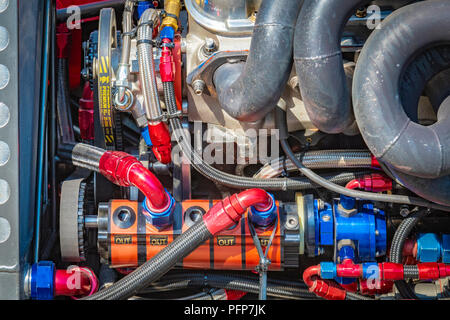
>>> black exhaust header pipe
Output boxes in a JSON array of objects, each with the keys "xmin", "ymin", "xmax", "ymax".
[
  {"xmin": 213, "ymin": 0, "xmax": 302, "ymax": 122},
  {"xmin": 294, "ymin": 0, "xmax": 369, "ymax": 134},
  {"xmin": 353, "ymin": 0, "xmax": 450, "ymax": 205}
]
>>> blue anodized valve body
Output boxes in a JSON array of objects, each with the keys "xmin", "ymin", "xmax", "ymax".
[{"xmin": 313, "ymin": 195, "xmax": 387, "ymax": 262}]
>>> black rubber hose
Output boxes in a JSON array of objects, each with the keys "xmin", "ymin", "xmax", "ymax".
[
  {"xmin": 139, "ymin": 272, "xmax": 317, "ymax": 300},
  {"xmin": 58, "ymin": 142, "xmax": 105, "ymax": 172},
  {"xmin": 275, "ymin": 107, "xmax": 450, "ymax": 212},
  {"xmin": 294, "ymin": 0, "xmax": 369, "ymax": 134},
  {"xmin": 81, "ymin": 219, "xmax": 213, "ymax": 300},
  {"xmin": 164, "ymin": 82, "xmax": 370, "ymax": 191},
  {"xmin": 56, "ymin": 58, "xmax": 75, "ymax": 144},
  {"xmin": 56, "ymin": 0, "xmax": 125, "ymax": 23},
  {"xmin": 213, "ymin": 0, "xmax": 302, "ymax": 122},
  {"xmin": 353, "ymin": 1, "xmax": 450, "ymax": 182},
  {"xmin": 389, "ymin": 210, "xmax": 428, "ymax": 299},
  {"xmin": 346, "ymin": 292, "xmax": 374, "ymax": 301}
]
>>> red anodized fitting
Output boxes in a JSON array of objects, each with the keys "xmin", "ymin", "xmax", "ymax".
[
  {"xmin": 98, "ymin": 151, "xmax": 171, "ymax": 212},
  {"xmin": 359, "ymin": 279, "xmax": 394, "ymax": 295},
  {"xmin": 148, "ymin": 121, "xmax": 172, "ymax": 164},
  {"xmin": 202, "ymin": 189, "xmax": 273, "ymax": 236},
  {"xmin": 160, "ymin": 38, "xmax": 175, "ymax": 82},
  {"xmin": 54, "ymin": 267, "xmax": 98, "ymax": 298},
  {"xmin": 371, "ymin": 155, "xmax": 381, "ymax": 169},
  {"xmin": 303, "ymin": 265, "xmax": 347, "ymax": 300},
  {"xmin": 345, "ymin": 173, "xmax": 392, "ymax": 192},
  {"xmin": 336, "ymin": 259, "xmax": 363, "ymax": 278}
]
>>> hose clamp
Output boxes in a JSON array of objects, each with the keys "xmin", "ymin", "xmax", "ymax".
[{"xmin": 149, "ymin": 110, "xmax": 182, "ymax": 122}]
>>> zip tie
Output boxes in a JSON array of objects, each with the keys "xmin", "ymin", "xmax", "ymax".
[
  {"xmin": 282, "ymin": 178, "xmax": 288, "ymax": 191},
  {"xmin": 160, "ymin": 10, "xmax": 178, "ymax": 21},
  {"xmin": 136, "ymin": 20, "xmax": 154, "ymax": 32},
  {"xmin": 149, "ymin": 110, "xmax": 182, "ymax": 122},
  {"xmin": 281, "ymin": 155, "xmax": 288, "ymax": 177}
]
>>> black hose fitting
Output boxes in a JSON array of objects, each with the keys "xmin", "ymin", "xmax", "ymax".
[{"xmin": 213, "ymin": 0, "xmax": 302, "ymax": 122}]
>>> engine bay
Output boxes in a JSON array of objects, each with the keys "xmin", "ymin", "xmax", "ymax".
[{"xmin": 0, "ymin": 0, "xmax": 450, "ymax": 301}]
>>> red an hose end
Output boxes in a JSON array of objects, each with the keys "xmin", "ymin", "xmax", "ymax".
[
  {"xmin": 345, "ymin": 173, "xmax": 392, "ymax": 192},
  {"xmin": 303, "ymin": 265, "xmax": 346, "ymax": 300},
  {"xmin": 203, "ymin": 189, "xmax": 272, "ymax": 236},
  {"xmin": 99, "ymin": 151, "xmax": 169, "ymax": 210},
  {"xmin": 310, "ymin": 280, "xmax": 347, "ymax": 300},
  {"xmin": 160, "ymin": 38, "xmax": 175, "ymax": 82},
  {"xmin": 54, "ymin": 267, "xmax": 98, "ymax": 298},
  {"xmin": 148, "ymin": 122, "xmax": 172, "ymax": 164}
]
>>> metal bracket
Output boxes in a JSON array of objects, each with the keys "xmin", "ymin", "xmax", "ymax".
[{"xmin": 186, "ymin": 50, "xmax": 248, "ymax": 98}]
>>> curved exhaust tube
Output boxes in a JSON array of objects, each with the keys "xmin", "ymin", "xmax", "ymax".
[
  {"xmin": 213, "ymin": 0, "xmax": 302, "ymax": 122},
  {"xmin": 294, "ymin": 0, "xmax": 369, "ymax": 134},
  {"xmin": 353, "ymin": 0, "xmax": 450, "ymax": 205}
]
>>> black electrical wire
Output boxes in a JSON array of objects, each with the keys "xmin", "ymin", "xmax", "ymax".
[
  {"xmin": 389, "ymin": 209, "xmax": 428, "ymax": 299},
  {"xmin": 346, "ymin": 292, "xmax": 374, "ymax": 300},
  {"xmin": 274, "ymin": 107, "xmax": 450, "ymax": 212},
  {"xmin": 138, "ymin": 272, "xmax": 318, "ymax": 300}
]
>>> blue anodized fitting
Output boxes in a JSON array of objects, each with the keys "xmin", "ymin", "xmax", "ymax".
[
  {"xmin": 142, "ymin": 191, "xmax": 175, "ymax": 229},
  {"xmin": 140, "ymin": 126, "xmax": 153, "ymax": 146},
  {"xmin": 309, "ymin": 196, "xmax": 386, "ymax": 262},
  {"xmin": 416, "ymin": 233, "xmax": 442, "ymax": 263},
  {"xmin": 136, "ymin": 1, "xmax": 154, "ymax": 20},
  {"xmin": 160, "ymin": 26, "xmax": 175, "ymax": 42},
  {"xmin": 320, "ymin": 261, "xmax": 337, "ymax": 280},
  {"xmin": 249, "ymin": 193, "xmax": 277, "ymax": 228},
  {"xmin": 442, "ymin": 234, "xmax": 450, "ymax": 263},
  {"xmin": 334, "ymin": 196, "xmax": 386, "ymax": 262},
  {"xmin": 30, "ymin": 261, "xmax": 55, "ymax": 300}
]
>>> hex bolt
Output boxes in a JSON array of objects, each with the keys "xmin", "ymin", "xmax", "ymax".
[
  {"xmin": 192, "ymin": 79, "xmax": 205, "ymax": 96},
  {"xmin": 203, "ymin": 37, "xmax": 217, "ymax": 55},
  {"xmin": 399, "ymin": 206, "xmax": 410, "ymax": 217},
  {"xmin": 356, "ymin": 6, "xmax": 367, "ymax": 18},
  {"xmin": 288, "ymin": 76, "xmax": 299, "ymax": 90},
  {"xmin": 285, "ymin": 217, "xmax": 298, "ymax": 229}
]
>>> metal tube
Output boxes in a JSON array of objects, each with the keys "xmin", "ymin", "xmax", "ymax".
[
  {"xmin": 137, "ymin": 9, "xmax": 162, "ymax": 123},
  {"xmin": 84, "ymin": 215, "xmax": 99, "ymax": 229},
  {"xmin": 115, "ymin": 0, "xmax": 134, "ymax": 103}
]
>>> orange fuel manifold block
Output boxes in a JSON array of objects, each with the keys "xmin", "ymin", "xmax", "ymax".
[{"xmin": 95, "ymin": 199, "xmax": 301, "ymax": 270}]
